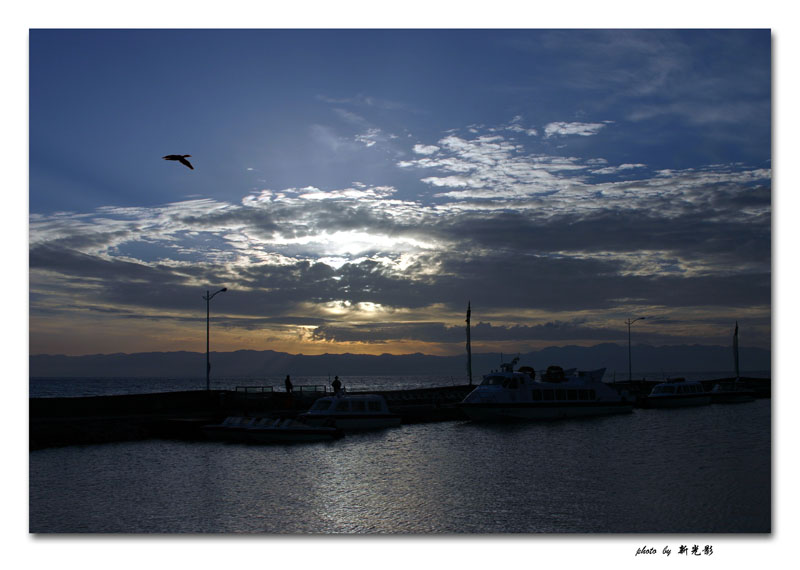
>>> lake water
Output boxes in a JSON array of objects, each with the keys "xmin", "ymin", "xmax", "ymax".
[
  {"xmin": 28, "ymin": 370, "xmax": 770, "ymax": 398},
  {"xmin": 29, "ymin": 378, "xmax": 771, "ymax": 534}
]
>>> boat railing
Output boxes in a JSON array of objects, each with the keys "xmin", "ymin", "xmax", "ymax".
[
  {"xmin": 295, "ymin": 385, "xmax": 328, "ymax": 393},
  {"xmin": 235, "ymin": 386, "xmax": 274, "ymax": 393}
]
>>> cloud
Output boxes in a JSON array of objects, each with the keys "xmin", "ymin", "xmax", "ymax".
[
  {"xmin": 355, "ymin": 128, "xmax": 384, "ymax": 147},
  {"xmin": 309, "ymin": 124, "xmax": 357, "ymax": 152},
  {"xmin": 591, "ymin": 163, "xmax": 647, "ymax": 175},
  {"xmin": 544, "ymin": 121, "xmax": 609, "ymax": 138},
  {"xmin": 29, "ymin": 115, "xmax": 771, "ymax": 354},
  {"xmin": 413, "ymin": 144, "xmax": 440, "ymax": 155}
]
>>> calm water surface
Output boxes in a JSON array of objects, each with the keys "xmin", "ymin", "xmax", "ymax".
[
  {"xmin": 29, "ymin": 371, "xmax": 770, "ymax": 398},
  {"xmin": 29, "ymin": 399, "xmax": 770, "ymax": 533}
]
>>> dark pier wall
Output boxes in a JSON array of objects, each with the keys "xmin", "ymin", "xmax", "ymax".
[
  {"xmin": 29, "ymin": 378, "xmax": 769, "ymax": 450},
  {"xmin": 30, "ymin": 385, "xmax": 475, "ymax": 449}
]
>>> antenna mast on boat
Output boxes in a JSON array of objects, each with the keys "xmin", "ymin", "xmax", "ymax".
[{"xmin": 466, "ymin": 301, "xmax": 473, "ymax": 386}]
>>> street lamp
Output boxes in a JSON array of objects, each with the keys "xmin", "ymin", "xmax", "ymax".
[
  {"xmin": 203, "ymin": 287, "xmax": 227, "ymax": 390},
  {"xmin": 626, "ymin": 316, "xmax": 646, "ymax": 383}
]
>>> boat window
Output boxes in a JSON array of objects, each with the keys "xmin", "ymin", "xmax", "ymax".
[
  {"xmin": 542, "ymin": 389, "xmax": 554, "ymax": 401},
  {"xmin": 531, "ymin": 390, "xmax": 542, "ymax": 401},
  {"xmin": 555, "ymin": 390, "xmax": 566, "ymax": 401},
  {"xmin": 589, "ymin": 389, "xmax": 596, "ymax": 400},
  {"xmin": 677, "ymin": 385, "xmax": 686, "ymax": 394},
  {"xmin": 351, "ymin": 400, "xmax": 366, "ymax": 412},
  {"xmin": 311, "ymin": 400, "xmax": 331, "ymax": 411},
  {"xmin": 578, "ymin": 390, "xmax": 589, "ymax": 401},
  {"xmin": 335, "ymin": 400, "xmax": 350, "ymax": 411},
  {"xmin": 567, "ymin": 389, "xmax": 577, "ymax": 400},
  {"xmin": 654, "ymin": 385, "xmax": 675, "ymax": 394},
  {"xmin": 368, "ymin": 401, "xmax": 382, "ymax": 411}
]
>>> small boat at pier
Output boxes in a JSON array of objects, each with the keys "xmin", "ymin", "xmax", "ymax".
[
  {"xmin": 710, "ymin": 381, "xmax": 756, "ymax": 404},
  {"xmin": 298, "ymin": 392, "xmax": 401, "ymax": 430},
  {"xmin": 202, "ymin": 416, "xmax": 344, "ymax": 443},
  {"xmin": 457, "ymin": 359, "xmax": 634, "ymax": 421},
  {"xmin": 642, "ymin": 379, "xmax": 711, "ymax": 408}
]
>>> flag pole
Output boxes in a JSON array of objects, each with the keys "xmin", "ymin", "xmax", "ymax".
[
  {"xmin": 733, "ymin": 321, "xmax": 740, "ymax": 380},
  {"xmin": 466, "ymin": 301, "xmax": 473, "ymax": 386}
]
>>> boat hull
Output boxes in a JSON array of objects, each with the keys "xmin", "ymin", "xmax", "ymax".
[
  {"xmin": 642, "ymin": 394, "xmax": 711, "ymax": 408},
  {"xmin": 299, "ymin": 414, "xmax": 401, "ymax": 430},
  {"xmin": 458, "ymin": 401, "xmax": 634, "ymax": 422},
  {"xmin": 710, "ymin": 391, "xmax": 756, "ymax": 404}
]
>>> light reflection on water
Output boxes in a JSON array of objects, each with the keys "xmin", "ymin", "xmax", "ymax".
[{"xmin": 29, "ymin": 400, "xmax": 770, "ymax": 533}]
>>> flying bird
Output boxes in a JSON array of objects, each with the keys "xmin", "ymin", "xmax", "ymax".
[{"xmin": 162, "ymin": 154, "xmax": 194, "ymax": 170}]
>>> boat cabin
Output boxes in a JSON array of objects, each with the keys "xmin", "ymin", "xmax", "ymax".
[
  {"xmin": 300, "ymin": 393, "xmax": 400, "ymax": 430},
  {"xmin": 480, "ymin": 372, "xmax": 530, "ymax": 388},
  {"xmin": 307, "ymin": 394, "xmax": 390, "ymax": 414},
  {"xmin": 650, "ymin": 382, "xmax": 705, "ymax": 396},
  {"xmin": 531, "ymin": 388, "xmax": 598, "ymax": 402}
]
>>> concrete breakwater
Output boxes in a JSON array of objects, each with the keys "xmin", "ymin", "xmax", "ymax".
[
  {"xmin": 29, "ymin": 378, "xmax": 770, "ymax": 450},
  {"xmin": 29, "ymin": 385, "xmax": 475, "ymax": 449}
]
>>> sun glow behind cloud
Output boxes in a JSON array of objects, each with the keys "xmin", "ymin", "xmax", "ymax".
[
  {"xmin": 29, "ymin": 118, "xmax": 771, "ymax": 355},
  {"xmin": 28, "ymin": 29, "xmax": 772, "ymax": 356}
]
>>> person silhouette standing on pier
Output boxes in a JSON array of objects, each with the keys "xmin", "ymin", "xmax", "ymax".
[
  {"xmin": 331, "ymin": 376, "xmax": 342, "ymax": 394},
  {"xmin": 285, "ymin": 375, "xmax": 293, "ymax": 394}
]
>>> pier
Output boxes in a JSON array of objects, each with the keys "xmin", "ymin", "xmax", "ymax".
[
  {"xmin": 29, "ymin": 377, "xmax": 770, "ymax": 450},
  {"xmin": 29, "ymin": 384, "xmax": 475, "ymax": 449}
]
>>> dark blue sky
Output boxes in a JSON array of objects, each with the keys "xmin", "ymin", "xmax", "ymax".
[{"xmin": 29, "ymin": 29, "xmax": 772, "ymax": 356}]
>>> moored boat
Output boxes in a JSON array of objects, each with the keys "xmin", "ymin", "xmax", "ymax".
[
  {"xmin": 710, "ymin": 381, "xmax": 756, "ymax": 404},
  {"xmin": 642, "ymin": 379, "xmax": 711, "ymax": 408},
  {"xmin": 298, "ymin": 392, "xmax": 401, "ymax": 430},
  {"xmin": 202, "ymin": 415, "xmax": 344, "ymax": 443},
  {"xmin": 457, "ymin": 359, "xmax": 634, "ymax": 421}
]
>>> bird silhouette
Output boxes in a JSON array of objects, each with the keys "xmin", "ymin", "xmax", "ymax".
[{"xmin": 162, "ymin": 154, "xmax": 194, "ymax": 170}]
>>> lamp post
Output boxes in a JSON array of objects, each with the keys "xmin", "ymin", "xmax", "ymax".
[
  {"xmin": 203, "ymin": 287, "xmax": 227, "ymax": 390},
  {"xmin": 626, "ymin": 316, "xmax": 646, "ymax": 383}
]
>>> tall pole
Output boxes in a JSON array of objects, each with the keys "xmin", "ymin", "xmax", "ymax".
[
  {"xmin": 206, "ymin": 291, "xmax": 210, "ymax": 390},
  {"xmin": 627, "ymin": 320, "xmax": 632, "ymax": 382},
  {"xmin": 733, "ymin": 321, "xmax": 740, "ymax": 380},
  {"xmin": 626, "ymin": 316, "xmax": 646, "ymax": 383},
  {"xmin": 466, "ymin": 301, "xmax": 473, "ymax": 386},
  {"xmin": 203, "ymin": 287, "xmax": 227, "ymax": 391}
]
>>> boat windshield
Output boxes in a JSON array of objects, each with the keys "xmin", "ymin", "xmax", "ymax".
[
  {"xmin": 481, "ymin": 375, "xmax": 507, "ymax": 386},
  {"xmin": 310, "ymin": 400, "xmax": 332, "ymax": 411}
]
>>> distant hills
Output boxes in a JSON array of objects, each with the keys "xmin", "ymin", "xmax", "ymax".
[{"xmin": 29, "ymin": 343, "xmax": 770, "ymax": 379}]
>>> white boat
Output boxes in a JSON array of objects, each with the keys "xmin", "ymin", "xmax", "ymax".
[
  {"xmin": 458, "ymin": 359, "xmax": 634, "ymax": 421},
  {"xmin": 298, "ymin": 392, "xmax": 401, "ymax": 430},
  {"xmin": 710, "ymin": 381, "xmax": 756, "ymax": 404},
  {"xmin": 643, "ymin": 380, "xmax": 711, "ymax": 408},
  {"xmin": 202, "ymin": 416, "xmax": 344, "ymax": 443}
]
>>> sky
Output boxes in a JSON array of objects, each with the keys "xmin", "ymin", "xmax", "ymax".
[{"xmin": 28, "ymin": 28, "xmax": 772, "ymax": 357}]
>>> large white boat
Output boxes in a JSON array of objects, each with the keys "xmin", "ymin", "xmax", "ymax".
[
  {"xmin": 457, "ymin": 359, "xmax": 634, "ymax": 421},
  {"xmin": 298, "ymin": 392, "xmax": 401, "ymax": 430},
  {"xmin": 643, "ymin": 380, "xmax": 711, "ymax": 408}
]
